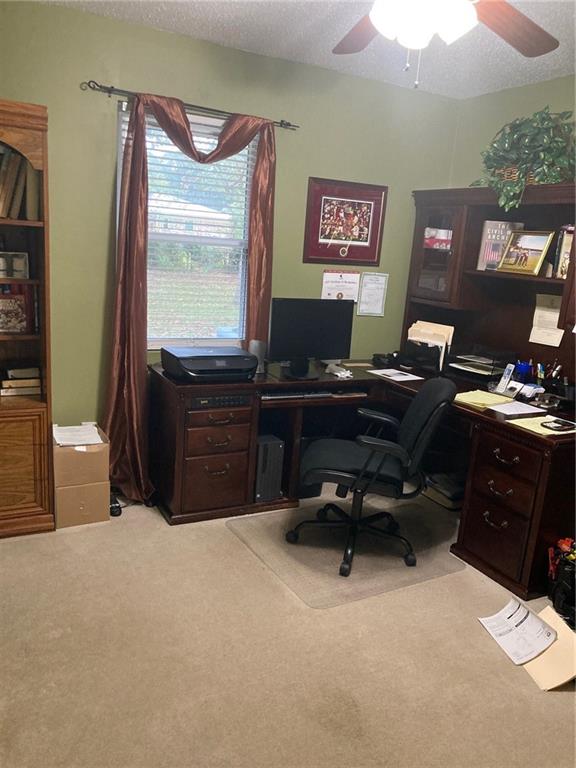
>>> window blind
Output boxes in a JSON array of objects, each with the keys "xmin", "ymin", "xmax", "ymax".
[{"xmin": 118, "ymin": 107, "xmax": 258, "ymax": 346}]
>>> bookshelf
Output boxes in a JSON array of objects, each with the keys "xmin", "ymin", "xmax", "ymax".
[
  {"xmin": 403, "ymin": 184, "xmax": 575, "ymax": 377},
  {"xmin": 0, "ymin": 99, "xmax": 53, "ymax": 538}
]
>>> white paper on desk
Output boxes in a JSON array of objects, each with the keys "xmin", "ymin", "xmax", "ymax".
[
  {"xmin": 529, "ymin": 294, "xmax": 565, "ymax": 347},
  {"xmin": 524, "ymin": 606, "xmax": 576, "ymax": 690},
  {"xmin": 357, "ymin": 273, "xmax": 388, "ymax": 316},
  {"xmin": 52, "ymin": 424, "xmax": 103, "ymax": 446},
  {"xmin": 367, "ymin": 368, "xmax": 424, "ymax": 381},
  {"xmin": 479, "ymin": 599, "xmax": 556, "ymax": 665},
  {"xmin": 321, "ymin": 270, "xmax": 360, "ymax": 301},
  {"xmin": 488, "ymin": 401, "xmax": 545, "ymax": 417}
]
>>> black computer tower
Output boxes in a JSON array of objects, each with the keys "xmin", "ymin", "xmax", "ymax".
[{"xmin": 255, "ymin": 435, "xmax": 284, "ymax": 502}]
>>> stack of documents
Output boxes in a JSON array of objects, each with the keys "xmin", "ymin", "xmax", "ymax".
[
  {"xmin": 52, "ymin": 423, "xmax": 103, "ymax": 446},
  {"xmin": 448, "ymin": 354, "xmax": 499, "ymax": 377},
  {"xmin": 453, "ymin": 390, "xmax": 512, "ymax": 410},
  {"xmin": 407, "ymin": 321, "xmax": 454, "ymax": 370},
  {"xmin": 486, "ymin": 401, "xmax": 545, "ymax": 419}
]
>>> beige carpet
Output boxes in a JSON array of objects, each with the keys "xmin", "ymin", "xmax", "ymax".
[
  {"xmin": 1, "ymin": 503, "xmax": 574, "ymax": 768},
  {"xmin": 226, "ymin": 495, "xmax": 465, "ymax": 608}
]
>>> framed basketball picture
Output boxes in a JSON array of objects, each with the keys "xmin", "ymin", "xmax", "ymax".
[{"xmin": 302, "ymin": 178, "xmax": 388, "ymax": 266}]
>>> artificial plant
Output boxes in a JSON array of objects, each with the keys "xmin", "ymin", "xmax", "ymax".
[{"xmin": 473, "ymin": 106, "xmax": 575, "ymax": 211}]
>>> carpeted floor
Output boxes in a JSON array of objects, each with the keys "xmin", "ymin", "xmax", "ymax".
[
  {"xmin": 226, "ymin": 496, "xmax": 465, "ymax": 608},
  {"xmin": 0, "ymin": 502, "xmax": 574, "ymax": 768}
]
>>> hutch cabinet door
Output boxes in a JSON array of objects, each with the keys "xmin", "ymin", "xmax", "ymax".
[
  {"xmin": 0, "ymin": 411, "xmax": 48, "ymax": 516},
  {"xmin": 408, "ymin": 206, "xmax": 466, "ymax": 304}
]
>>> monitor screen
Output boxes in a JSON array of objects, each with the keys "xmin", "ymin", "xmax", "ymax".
[{"xmin": 268, "ymin": 298, "xmax": 354, "ymax": 378}]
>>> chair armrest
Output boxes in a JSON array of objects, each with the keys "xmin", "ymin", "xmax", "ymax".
[
  {"xmin": 357, "ymin": 408, "xmax": 401, "ymax": 433},
  {"xmin": 356, "ymin": 435, "xmax": 411, "ymax": 467}
]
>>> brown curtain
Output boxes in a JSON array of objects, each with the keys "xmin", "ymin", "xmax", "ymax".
[{"xmin": 103, "ymin": 94, "xmax": 276, "ymax": 502}]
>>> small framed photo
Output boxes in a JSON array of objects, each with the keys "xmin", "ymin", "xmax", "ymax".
[
  {"xmin": 0, "ymin": 252, "xmax": 29, "ymax": 279},
  {"xmin": 303, "ymin": 178, "xmax": 388, "ymax": 266},
  {"xmin": 497, "ymin": 231, "xmax": 554, "ymax": 276}
]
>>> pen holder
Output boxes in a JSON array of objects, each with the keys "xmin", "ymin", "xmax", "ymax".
[
  {"xmin": 544, "ymin": 380, "xmax": 575, "ymax": 404},
  {"xmin": 514, "ymin": 361, "xmax": 532, "ymax": 383}
]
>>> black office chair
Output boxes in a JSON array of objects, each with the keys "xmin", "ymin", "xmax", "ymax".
[{"xmin": 285, "ymin": 377, "xmax": 457, "ymax": 576}]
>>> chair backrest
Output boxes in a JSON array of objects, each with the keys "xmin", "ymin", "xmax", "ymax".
[{"xmin": 397, "ymin": 377, "xmax": 457, "ymax": 473}]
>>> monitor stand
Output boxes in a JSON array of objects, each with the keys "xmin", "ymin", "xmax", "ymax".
[{"xmin": 282, "ymin": 358, "xmax": 319, "ymax": 381}]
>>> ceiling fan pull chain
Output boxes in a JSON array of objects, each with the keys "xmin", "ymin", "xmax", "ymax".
[
  {"xmin": 413, "ymin": 49, "xmax": 422, "ymax": 89},
  {"xmin": 403, "ymin": 50, "xmax": 411, "ymax": 72}
]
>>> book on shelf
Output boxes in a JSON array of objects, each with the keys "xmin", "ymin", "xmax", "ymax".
[
  {"xmin": 5, "ymin": 366, "xmax": 40, "ymax": 379},
  {"xmin": 25, "ymin": 162, "xmax": 40, "ymax": 220},
  {"xmin": 0, "ymin": 283, "xmax": 36, "ymax": 333},
  {"xmin": 476, "ymin": 221, "xmax": 524, "ymax": 271},
  {"xmin": 0, "ymin": 153, "xmax": 23, "ymax": 218},
  {"xmin": 553, "ymin": 225, "xmax": 574, "ymax": 279},
  {"xmin": 1, "ymin": 377, "xmax": 41, "ymax": 388},
  {"xmin": 0, "ymin": 293, "xmax": 27, "ymax": 333},
  {"xmin": 0, "ymin": 385, "xmax": 41, "ymax": 396},
  {"xmin": 0, "ymin": 148, "xmax": 12, "ymax": 212},
  {"xmin": 8, "ymin": 161, "xmax": 27, "ymax": 219}
]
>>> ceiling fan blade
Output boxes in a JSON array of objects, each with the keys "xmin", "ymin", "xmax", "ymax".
[
  {"xmin": 333, "ymin": 14, "xmax": 379, "ymax": 54},
  {"xmin": 475, "ymin": 0, "xmax": 559, "ymax": 58}
]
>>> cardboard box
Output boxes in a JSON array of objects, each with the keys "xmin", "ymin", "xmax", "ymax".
[
  {"xmin": 55, "ymin": 481, "xmax": 110, "ymax": 529},
  {"xmin": 53, "ymin": 425, "xmax": 109, "ymax": 488}
]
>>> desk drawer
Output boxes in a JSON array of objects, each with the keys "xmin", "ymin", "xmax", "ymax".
[
  {"xmin": 461, "ymin": 494, "xmax": 529, "ymax": 581},
  {"xmin": 182, "ymin": 452, "xmax": 248, "ymax": 512},
  {"xmin": 476, "ymin": 431, "xmax": 542, "ymax": 484},
  {"xmin": 472, "ymin": 464, "xmax": 536, "ymax": 518},
  {"xmin": 185, "ymin": 424, "xmax": 250, "ymax": 457},
  {"xmin": 186, "ymin": 407, "xmax": 252, "ymax": 428}
]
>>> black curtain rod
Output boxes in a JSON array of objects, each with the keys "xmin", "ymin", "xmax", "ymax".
[{"xmin": 80, "ymin": 80, "xmax": 299, "ymax": 131}]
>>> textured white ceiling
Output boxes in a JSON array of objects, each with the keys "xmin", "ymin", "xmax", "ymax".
[{"xmin": 62, "ymin": 0, "xmax": 575, "ymax": 99}]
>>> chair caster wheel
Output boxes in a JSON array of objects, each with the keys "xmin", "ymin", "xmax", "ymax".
[
  {"xmin": 404, "ymin": 553, "xmax": 417, "ymax": 567},
  {"xmin": 286, "ymin": 530, "xmax": 299, "ymax": 544},
  {"xmin": 316, "ymin": 507, "xmax": 328, "ymax": 521},
  {"xmin": 339, "ymin": 562, "xmax": 351, "ymax": 577}
]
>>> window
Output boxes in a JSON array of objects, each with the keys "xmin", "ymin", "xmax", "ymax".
[{"xmin": 118, "ymin": 106, "xmax": 258, "ymax": 348}]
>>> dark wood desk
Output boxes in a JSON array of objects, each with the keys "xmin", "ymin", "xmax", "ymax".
[{"xmin": 149, "ymin": 363, "xmax": 574, "ymax": 599}]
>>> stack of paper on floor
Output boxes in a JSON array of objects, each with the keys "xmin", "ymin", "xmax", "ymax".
[
  {"xmin": 406, "ymin": 321, "xmax": 454, "ymax": 371},
  {"xmin": 479, "ymin": 600, "xmax": 576, "ymax": 690}
]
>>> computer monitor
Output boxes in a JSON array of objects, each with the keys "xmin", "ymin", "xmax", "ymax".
[{"xmin": 268, "ymin": 298, "xmax": 354, "ymax": 379}]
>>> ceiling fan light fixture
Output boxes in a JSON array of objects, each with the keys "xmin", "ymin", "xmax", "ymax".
[
  {"xmin": 437, "ymin": 0, "xmax": 479, "ymax": 45},
  {"xmin": 370, "ymin": 0, "xmax": 437, "ymax": 49},
  {"xmin": 368, "ymin": 0, "xmax": 400, "ymax": 41}
]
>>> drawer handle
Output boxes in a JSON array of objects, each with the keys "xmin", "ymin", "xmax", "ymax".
[
  {"xmin": 493, "ymin": 448, "xmax": 520, "ymax": 466},
  {"xmin": 483, "ymin": 510, "xmax": 509, "ymax": 530},
  {"xmin": 206, "ymin": 435, "xmax": 232, "ymax": 448},
  {"xmin": 208, "ymin": 414, "xmax": 234, "ymax": 425},
  {"xmin": 204, "ymin": 463, "xmax": 230, "ymax": 477},
  {"xmin": 487, "ymin": 479, "xmax": 514, "ymax": 499}
]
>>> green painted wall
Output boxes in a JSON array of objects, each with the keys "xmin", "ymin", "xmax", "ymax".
[
  {"xmin": 0, "ymin": 2, "xmax": 573, "ymax": 424},
  {"xmin": 449, "ymin": 75, "xmax": 575, "ymax": 186}
]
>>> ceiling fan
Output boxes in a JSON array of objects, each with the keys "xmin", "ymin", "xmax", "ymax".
[{"xmin": 333, "ymin": 0, "xmax": 559, "ymax": 58}]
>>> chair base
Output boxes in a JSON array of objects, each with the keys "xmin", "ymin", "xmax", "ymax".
[{"xmin": 285, "ymin": 493, "xmax": 417, "ymax": 577}]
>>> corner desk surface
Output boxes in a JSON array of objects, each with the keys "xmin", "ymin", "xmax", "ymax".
[{"xmin": 148, "ymin": 363, "xmax": 574, "ymax": 599}]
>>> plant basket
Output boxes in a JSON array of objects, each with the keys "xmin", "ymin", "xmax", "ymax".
[{"xmin": 495, "ymin": 167, "xmax": 537, "ymax": 185}]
